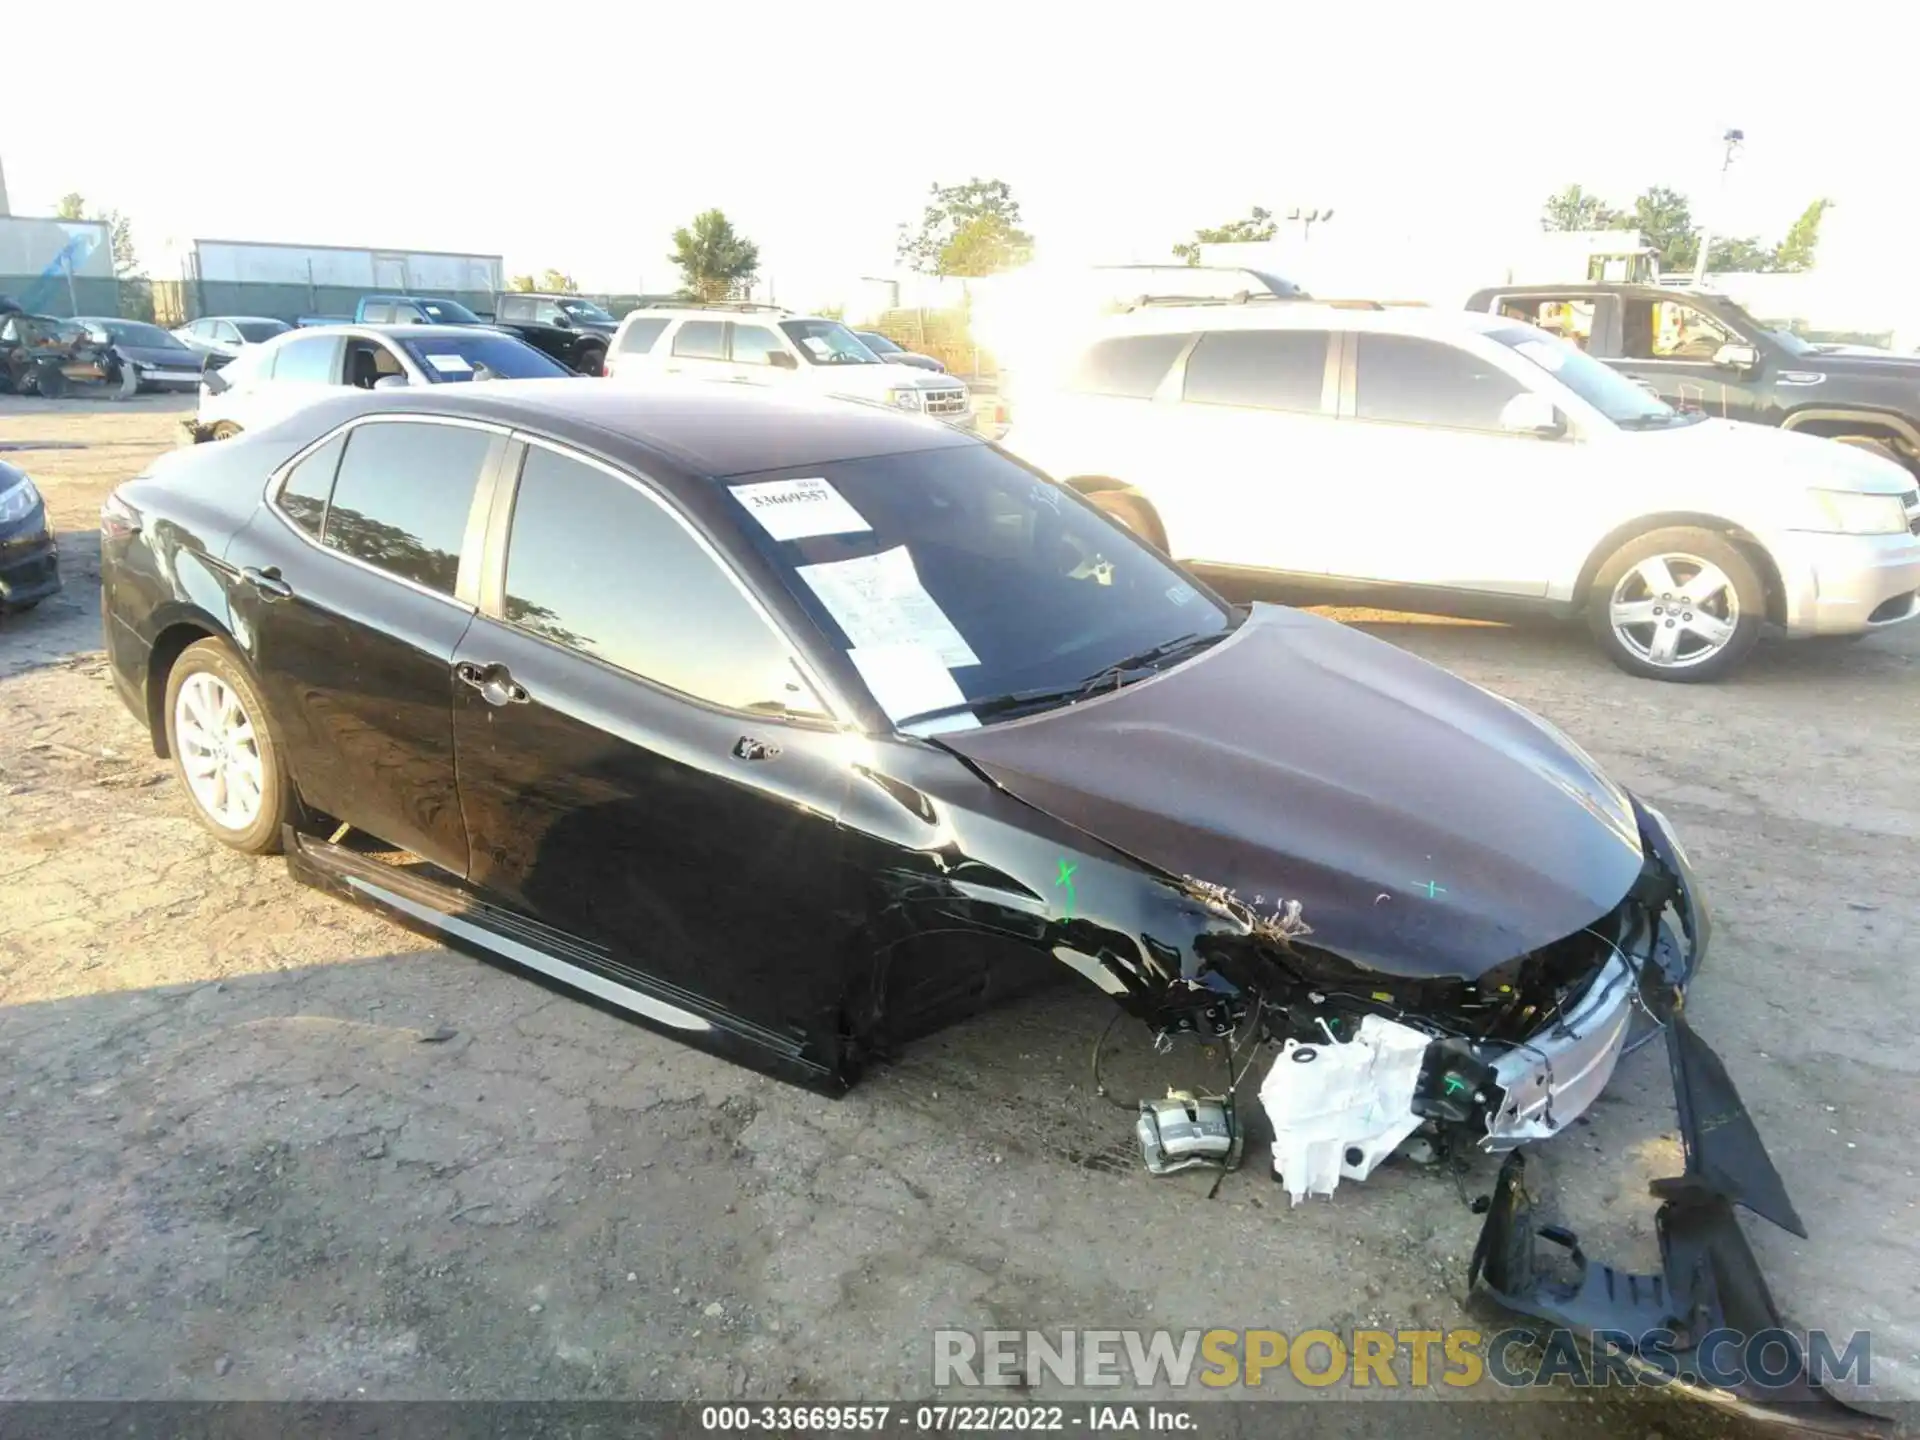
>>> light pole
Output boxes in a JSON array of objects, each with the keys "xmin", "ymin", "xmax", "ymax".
[
  {"xmin": 1691, "ymin": 128, "xmax": 1744, "ymax": 285},
  {"xmin": 1287, "ymin": 207, "xmax": 1334, "ymax": 242}
]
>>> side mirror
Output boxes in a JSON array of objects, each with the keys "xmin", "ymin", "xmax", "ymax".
[
  {"xmin": 373, "ymin": 374, "xmax": 409, "ymax": 390},
  {"xmin": 1499, "ymin": 392, "xmax": 1566, "ymax": 438},
  {"xmin": 1713, "ymin": 342, "xmax": 1759, "ymax": 372},
  {"xmin": 202, "ymin": 365, "xmax": 231, "ymax": 396},
  {"xmin": 552, "ymin": 313, "xmax": 572, "ymax": 329},
  {"xmin": 767, "ymin": 350, "xmax": 799, "ymax": 370}
]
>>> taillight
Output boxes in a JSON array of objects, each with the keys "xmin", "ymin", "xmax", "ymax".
[{"xmin": 101, "ymin": 490, "xmax": 141, "ymax": 540}]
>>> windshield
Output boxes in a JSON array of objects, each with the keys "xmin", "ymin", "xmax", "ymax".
[
  {"xmin": 400, "ymin": 333, "xmax": 571, "ymax": 382},
  {"xmin": 235, "ymin": 319, "xmax": 290, "ymax": 342},
  {"xmin": 1486, "ymin": 325, "xmax": 1684, "ymax": 428},
  {"xmin": 779, "ymin": 319, "xmax": 881, "ymax": 366},
  {"xmin": 1765, "ymin": 326, "xmax": 1815, "ymax": 357},
  {"xmin": 417, "ymin": 299, "xmax": 483, "ymax": 324},
  {"xmin": 724, "ymin": 444, "xmax": 1233, "ymax": 728},
  {"xmin": 96, "ymin": 320, "xmax": 185, "ymax": 348},
  {"xmin": 558, "ymin": 298, "xmax": 614, "ymax": 323}
]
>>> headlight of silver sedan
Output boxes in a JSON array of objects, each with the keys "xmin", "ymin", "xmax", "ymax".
[{"xmin": 1802, "ymin": 488, "xmax": 1908, "ymax": 535}]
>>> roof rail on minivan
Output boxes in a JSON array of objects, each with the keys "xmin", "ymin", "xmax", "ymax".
[
  {"xmin": 1119, "ymin": 291, "xmax": 1301, "ymax": 311},
  {"xmin": 642, "ymin": 300, "xmax": 791, "ymax": 313}
]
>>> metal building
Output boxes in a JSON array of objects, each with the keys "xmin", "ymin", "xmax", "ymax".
[
  {"xmin": 168, "ymin": 239, "xmax": 504, "ymax": 324},
  {"xmin": 0, "ymin": 215, "xmax": 117, "ymax": 316}
]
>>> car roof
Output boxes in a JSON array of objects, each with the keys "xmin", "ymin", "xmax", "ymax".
[
  {"xmin": 279, "ymin": 380, "xmax": 977, "ymax": 479},
  {"xmin": 1472, "ymin": 283, "xmax": 1706, "ymax": 302},
  {"xmin": 620, "ymin": 307, "xmax": 814, "ymax": 324},
  {"xmin": 1098, "ymin": 301, "xmax": 1516, "ymax": 339},
  {"xmin": 202, "ymin": 315, "xmax": 286, "ymax": 324},
  {"xmin": 280, "ymin": 323, "xmax": 504, "ymax": 340}
]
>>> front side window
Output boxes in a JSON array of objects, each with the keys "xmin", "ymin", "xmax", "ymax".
[
  {"xmin": 726, "ymin": 445, "xmax": 1234, "ymax": 725},
  {"xmin": 1353, "ymin": 334, "xmax": 1521, "ymax": 431},
  {"xmin": 558, "ymin": 298, "xmax": 614, "ymax": 324},
  {"xmin": 779, "ymin": 319, "xmax": 878, "ymax": 366},
  {"xmin": 671, "ymin": 320, "xmax": 727, "ymax": 360},
  {"xmin": 1068, "ymin": 334, "xmax": 1189, "ymax": 399},
  {"xmin": 730, "ymin": 325, "xmax": 784, "ymax": 365},
  {"xmin": 322, "ymin": 421, "xmax": 495, "ymax": 595},
  {"xmin": 277, "ymin": 434, "xmax": 346, "ymax": 537},
  {"xmin": 269, "ymin": 335, "xmax": 341, "ymax": 385},
  {"xmin": 1623, "ymin": 299, "xmax": 1737, "ymax": 362},
  {"xmin": 415, "ymin": 298, "xmax": 482, "ymax": 324},
  {"xmin": 503, "ymin": 446, "xmax": 820, "ymax": 716},
  {"xmin": 234, "ymin": 320, "xmax": 284, "ymax": 343},
  {"xmin": 1182, "ymin": 329, "xmax": 1328, "ymax": 411},
  {"xmin": 619, "ymin": 317, "xmax": 669, "ymax": 354}
]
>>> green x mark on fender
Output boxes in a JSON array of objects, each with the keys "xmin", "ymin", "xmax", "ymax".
[{"xmin": 1055, "ymin": 859, "xmax": 1078, "ymax": 918}]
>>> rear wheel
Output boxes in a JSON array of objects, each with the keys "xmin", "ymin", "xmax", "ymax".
[
  {"xmin": 1086, "ymin": 490, "xmax": 1167, "ymax": 552},
  {"xmin": 1587, "ymin": 527, "xmax": 1765, "ymax": 682},
  {"xmin": 162, "ymin": 639, "xmax": 290, "ymax": 854},
  {"xmin": 209, "ymin": 421, "xmax": 242, "ymax": 441}
]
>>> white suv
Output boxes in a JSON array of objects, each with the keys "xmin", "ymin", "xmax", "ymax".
[
  {"xmin": 1000, "ymin": 299, "xmax": 1920, "ymax": 681},
  {"xmin": 604, "ymin": 304, "xmax": 972, "ymax": 428}
]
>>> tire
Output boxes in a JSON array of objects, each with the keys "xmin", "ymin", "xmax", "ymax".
[
  {"xmin": 1834, "ymin": 436, "xmax": 1902, "ymax": 465},
  {"xmin": 1087, "ymin": 490, "xmax": 1167, "ymax": 552},
  {"xmin": 162, "ymin": 638, "xmax": 289, "ymax": 855},
  {"xmin": 209, "ymin": 421, "xmax": 242, "ymax": 441},
  {"xmin": 1586, "ymin": 527, "xmax": 1765, "ymax": 683},
  {"xmin": 30, "ymin": 359, "xmax": 66, "ymax": 398},
  {"xmin": 576, "ymin": 346, "xmax": 606, "ymax": 378}
]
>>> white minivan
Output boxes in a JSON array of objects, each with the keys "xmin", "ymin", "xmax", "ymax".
[
  {"xmin": 999, "ymin": 299, "xmax": 1920, "ymax": 681},
  {"xmin": 604, "ymin": 304, "xmax": 972, "ymax": 429}
]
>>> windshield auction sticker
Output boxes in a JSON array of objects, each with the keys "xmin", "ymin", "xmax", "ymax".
[
  {"xmin": 796, "ymin": 546, "xmax": 979, "ymax": 667},
  {"xmin": 422, "ymin": 352, "xmax": 474, "ymax": 374},
  {"xmin": 731, "ymin": 477, "xmax": 874, "ymax": 543},
  {"xmin": 847, "ymin": 644, "xmax": 977, "ymax": 726}
]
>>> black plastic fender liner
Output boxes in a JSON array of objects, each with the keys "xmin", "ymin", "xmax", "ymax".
[{"xmin": 1663, "ymin": 1014, "xmax": 1805, "ymax": 1238}]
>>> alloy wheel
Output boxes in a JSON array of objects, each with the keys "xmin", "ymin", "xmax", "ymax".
[
  {"xmin": 1607, "ymin": 552, "xmax": 1740, "ymax": 670},
  {"xmin": 173, "ymin": 671, "xmax": 265, "ymax": 830}
]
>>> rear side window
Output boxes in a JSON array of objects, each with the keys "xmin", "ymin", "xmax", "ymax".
[
  {"xmin": 322, "ymin": 421, "xmax": 495, "ymax": 595},
  {"xmin": 1066, "ymin": 334, "xmax": 1189, "ymax": 398},
  {"xmin": 269, "ymin": 335, "xmax": 340, "ymax": 384},
  {"xmin": 619, "ymin": 317, "xmax": 669, "ymax": 354},
  {"xmin": 1354, "ymin": 335, "xmax": 1522, "ymax": 431},
  {"xmin": 277, "ymin": 434, "xmax": 346, "ymax": 537},
  {"xmin": 503, "ymin": 446, "xmax": 819, "ymax": 716},
  {"xmin": 362, "ymin": 302, "xmax": 395, "ymax": 324},
  {"xmin": 730, "ymin": 325, "xmax": 784, "ymax": 365},
  {"xmin": 671, "ymin": 320, "xmax": 727, "ymax": 360},
  {"xmin": 1182, "ymin": 330, "xmax": 1328, "ymax": 411},
  {"xmin": 495, "ymin": 295, "xmax": 531, "ymax": 322}
]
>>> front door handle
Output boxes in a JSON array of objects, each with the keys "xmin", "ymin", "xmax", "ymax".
[
  {"xmin": 731, "ymin": 736, "xmax": 781, "ymax": 762},
  {"xmin": 242, "ymin": 565, "xmax": 293, "ymax": 600},
  {"xmin": 455, "ymin": 661, "xmax": 530, "ymax": 707}
]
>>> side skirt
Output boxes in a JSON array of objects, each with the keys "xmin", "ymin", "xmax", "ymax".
[{"xmin": 283, "ymin": 828, "xmax": 848, "ymax": 1095}]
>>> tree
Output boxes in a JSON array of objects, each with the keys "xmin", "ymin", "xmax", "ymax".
[
  {"xmin": 1773, "ymin": 198, "xmax": 1831, "ymax": 273},
  {"xmin": 1172, "ymin": 206, "xmax": 1278, "ymax": 265},
  {"xmin": 896, "ymin": 178, "xmax": 1034, "ymax": 277},
  {"xmin": 508, "ymin": 269, "xmax": 579, "ymax": 293},
  {"xmin": 1611, "ymin": 186, "xmax": 1696, "ymax": 272},
  {"xmin": 1540, "ymin": 184, "xmax": 1624, "ymax": 232},
  {"xmin": 507, "ymin": 274, "xmax": 536, "ymax": 292},
  {"xmin": 1705, "ymin": 236, "xmax": 1777, "ymax": 273},
  {"xmin": 669, "ymin": 209, "xmax": 760, "ymax": 301},
  {"xmin": 52, "ymin": 191, "xmax": 139, "ymax": 276}
]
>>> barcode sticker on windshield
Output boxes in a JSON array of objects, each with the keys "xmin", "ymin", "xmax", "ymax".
[
  {"xmin": 731, "ymin": 477, "xmax": 873, "ymax": 542},
  {"xmin": 423, "ymin": 352, "xmax": 473, "ymax": 374}
]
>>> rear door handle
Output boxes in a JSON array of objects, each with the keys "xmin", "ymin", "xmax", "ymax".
[
  {"xmin": 455, "ymin": 661, "xmax": 530, "ymax": 706},
  {"xmin": 242, "ymin": 565, "xmax": 293, "ymax": 599}
]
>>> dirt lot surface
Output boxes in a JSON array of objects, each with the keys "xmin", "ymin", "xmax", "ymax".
[{"xmin": 2, "ymin": 398, "xmax": 1914, "ymax": 1432}]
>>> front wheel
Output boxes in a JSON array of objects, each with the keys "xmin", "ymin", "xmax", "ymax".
[
  {"xmin": 576, "ymin": 347, "xmax": 606, "ymax": 377},
  {"xmin": 1586, "ymin": 527, "xmax": 1765, "ymax": 682},
  {"xmin": 162, "ymin": 638, "xmax": 290, "ymax": 854},
  {"xmin": 209, "ymin": 421, "xmax": 242, "ymax": 441}
]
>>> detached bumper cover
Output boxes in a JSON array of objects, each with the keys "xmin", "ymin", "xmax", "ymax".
[{"xmin": 1469, "ymin": 802, "xmax": 1868, "ymax": 1421}]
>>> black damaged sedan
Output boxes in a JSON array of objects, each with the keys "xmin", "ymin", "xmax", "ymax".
[
  {"xmin": 0, "ymin": 459, "xmax": 61, "ymax": 612},
  {"xmin": 99, "ymin": 382, "xmax": 1835, "ymax": 1413}
]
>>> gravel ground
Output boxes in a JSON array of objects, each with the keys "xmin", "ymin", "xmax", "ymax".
[{"xmin": 1, "ymin": 398, "xmax": 1914, "ymax": 1434}]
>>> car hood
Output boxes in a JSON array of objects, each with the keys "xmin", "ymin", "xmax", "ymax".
[
  {"xmin": 1631, "ymin": 415, "xmax": 1915, "ymax": 492},
  {"xmin": 934, "ymin": 605, "xmax": 1646, "ymax": 979}
]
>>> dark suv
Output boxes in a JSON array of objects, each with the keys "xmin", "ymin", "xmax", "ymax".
[{"xmin": 1467, "ymin": 283, "xmax": 1920, "ymax": 474}]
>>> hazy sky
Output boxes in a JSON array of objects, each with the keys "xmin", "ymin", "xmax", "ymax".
[{"xmin": 8, "ymin": 0, "xmax": 1907, "ymax": 303}]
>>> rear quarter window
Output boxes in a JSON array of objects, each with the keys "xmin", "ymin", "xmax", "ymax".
[
  {"xmin": 1066, "ymin": 334, "xmax": 1191, "ymax": 399},
  {"xmin": 619, "ymin": 317, "xmax": 670, "ymax": 354}
]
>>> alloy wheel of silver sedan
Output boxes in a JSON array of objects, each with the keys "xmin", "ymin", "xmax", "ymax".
[
  {"xmin": 1607, "ymin": 552, "xmax": 1740, "ymax": 670},
  {"xmin": 174, "ymin": 671, "xmax": 265, "ymax": 829}
]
